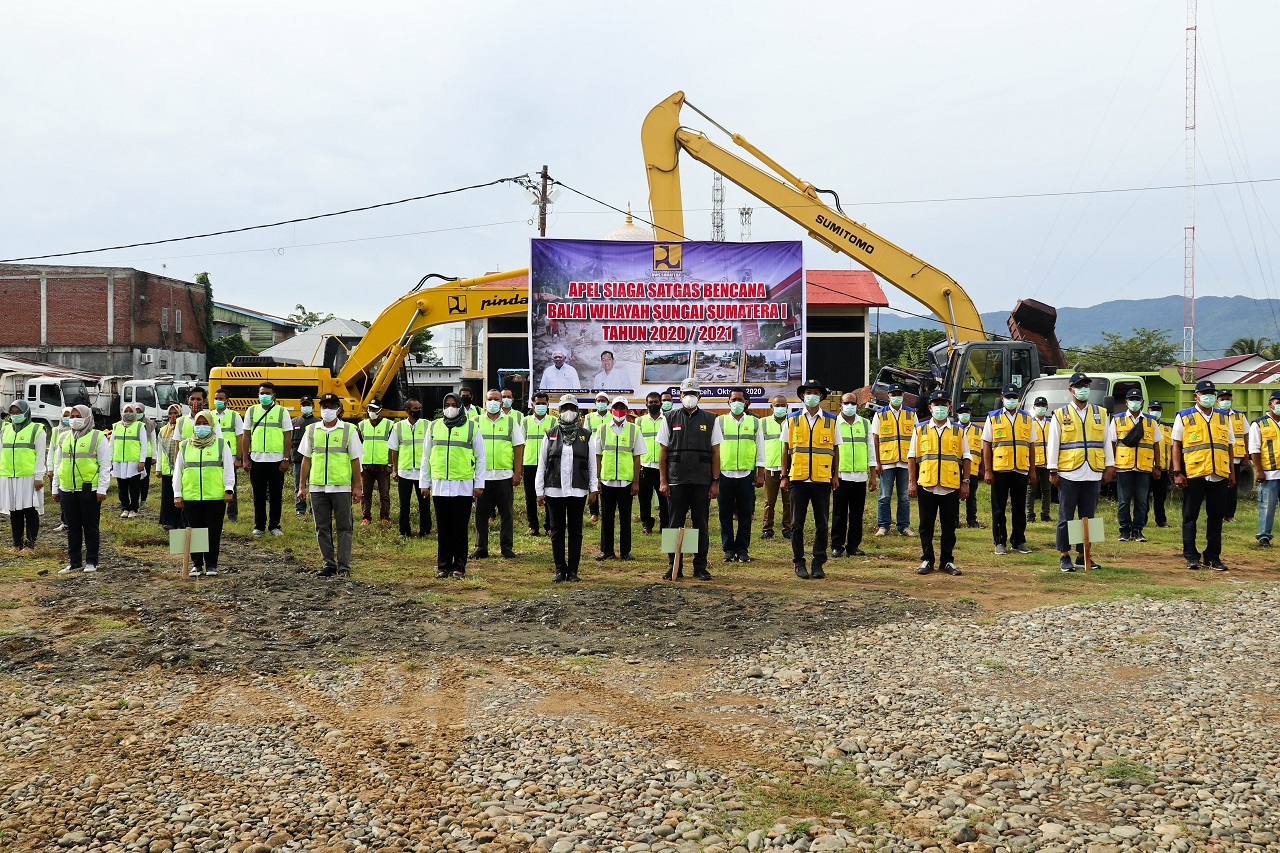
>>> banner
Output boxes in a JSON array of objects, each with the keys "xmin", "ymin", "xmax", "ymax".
[{"xmin": 529, "ymin": 239, "xmax": 804, "ymax": 403}]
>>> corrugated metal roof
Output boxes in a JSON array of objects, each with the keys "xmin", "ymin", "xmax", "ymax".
[
  {"xmin": 257, "ymin": 318, "xmax": 367, "ymax": 366},
  {"xmin": 1234, "ymin": 360, "xmax": 1280, "ymax": 384},
  {"xmin": 805, "ymin": 269, "xmax": 889, "ymax": 308},
  {"xmin": 213, "ymin": 301, "xmax": 306, "ymax": 328}
]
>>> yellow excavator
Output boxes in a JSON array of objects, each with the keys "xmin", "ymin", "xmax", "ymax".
[{"xmin": 211, "ymin": 91, "xmax": 1061, "ymax": 420}]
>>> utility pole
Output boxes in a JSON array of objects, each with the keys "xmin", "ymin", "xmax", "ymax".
[{"xmin": 538, "ymin": 164, "xmax": 550, "ymax": 237}]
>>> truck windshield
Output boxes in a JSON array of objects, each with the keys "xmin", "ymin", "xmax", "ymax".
[
  {"xmin": 60, "ymin": 380, "xmax": 91, "ymax": 406},
  {"xmin": 155, "ymin": 383, "xmax": 179, "ymax": 409}
]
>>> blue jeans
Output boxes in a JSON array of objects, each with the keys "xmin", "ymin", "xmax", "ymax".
[
  {"xmin": 1115, "ymin": 470, "xmax": 1151, "ymax": 534},
  {"xmin": 877, "ymin": 466, "xmax": 911, "ymax": 531},
  {"xmin": 1258, "ymin": 478, "xmax": 1279, "ymax": 542}
]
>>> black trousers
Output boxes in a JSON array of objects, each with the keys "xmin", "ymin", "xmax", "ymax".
[
  {"xmin": 830, "ymin": 479, "xmax": 867, "ymax": 553},
  {"xmin": 1182, "ymin": 476, "xmax": 1227, "ymax": 564},
  {"xmin": 159, "ymin": 475, "xmax": 182, "ymax": 529},
  {"xmin": 917, "ymin": 488, "xmax": 960, "ymax": 566},
  {"xmin": 1225, "ymin": 462, "xmax": 1244, "ymax": 519},
  {"xmin": 140, "ymin": 457, "xmax": 153, "ymax": 502},
  {"xmin": 667, "ymin": 483, "xmax": 711, "ymax": 572},
  {"xmin": 1055, "ymin": 477, "xmax": 1101, "ymax": 554},
  {"xmin": 523, "ymin": 465, "xmax": 547, "ymax": 532},
  {"xmin": 790, "ymin": 479, "xmax": 831, "ymax": 568},
  {"xmin": 9, "ymin": 507, "xmax": 39, "ymax": 548},
  {"xmin": 600, "ymin": 484, "xmax": 634, "ymax": 557},
  {"xmin": 546, "ymin": 494, "xmax": 586, "ymax": 575},
  {"xmin": 182, "ymin": 500, "xmax": 226, "ymax": 570},
  {"xmin": 117, "ymin": 475, "xmax": 142, "ymax": 512},
  {"xmin": 637, "ymin": 466, "xmax": 668, "ymax": 532},
  {"xmin": 61, "ymin": 487, "xmax": 101, "ymax": 568},
  {"xmin": 433, "ymin": 495, "xmax": 473, "ymax": 573},
  {"xmin": 717, "ymin": 474, "xmax": 756, "ymax": 555},
  {"xmin": 1151, "ymin": 471, "xmax": 1169, "ymax": 526},
  {"xmin": 1027, "ymin": 465, "xmax": 1052, "ymax": 519},
  {"xmin": 990, "ymin": 470, "xmax": 1028, "ymax": 547},
  {"xmin": 397, "ymin": 475, "xmax": 432, "ymax": 537},
  {"xmin": 249, "ymin": 460, "xmax": 285, "ymax": 531},
  {"xmin": 965, "ymin": 474, "xmax": 981, "ymax": 524},
  {"xmin": 475, "ymin": 478, "xmax": 515, "ymax": 554}
]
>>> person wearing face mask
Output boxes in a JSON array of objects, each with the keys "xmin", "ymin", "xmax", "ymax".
[
  {"xmin": 172, "ymin": 410, "xmax": 235, "ymax": 577},
  {"xmin": 713, "ymin": 388, "xmax": 765, "ymax": 563},
  {"xmin": 871, "ymin": 382, "xmax": 915, "ymax": 538},
  {"xmin": 954, "ymin": 403, "xmax": 984, "ymax": 528},
  {"xmin": 500, "ymin": 389, "xmax": 524, "ymax": 427},
  {"xmin": 291, "ymin": 396, "xmax": 320, "ymax": 516},
  {"xmin": 535, "ymin": 395, "xmax": 598, "ymax": 582},
  {"xmin": 154, "ymin": 403, "xmax": 184, "ymax": 531},
  {"xmin": 1025, "ymin": 396, "xmax": 1053, "ymax": 525},
  {"xmin": 907, "ymin": 391, "xmax": 971, "ymax": 576},
  {"xmin": 636, "ymin": 391, "xmax": 668, "ymax": 536},
  {"xmin": 298, "ymin": 394, "xmax": 365, "ymax": 577},
  {"xmin": 52, "ymin": 404, "xmax": 111, "ymax": 573},
  {"xmin": 1, "ymin": 399, "xmax": 47, "ymax": 553},
  {"xmin": 137, "ymin": 410, "xmax": 157, "ymax": 512},
  {"xmin": 539, "ymin": 348, "xmax": 581, "ymax": 392},
  {"xmin": 1172, "ymin": 379, "xmax": 1235, "ymax": 572},
  {"xmin": 110, "ymin": 403, "xmax": 149, "ymax": 519},
  {"xmin": 1106, "ymin": 388, "xmax": 1163, "ymax": 543},
  {"xmin": 211, "ymin": 389, "xmax": 245, "ymax": 522},
  {"xmin": 1047, "ymin": 372, "xmax": 1115, "ymax": 572},
  {"xmin": 357, "ymin": 399, "xmax": 395, "ymax": 526},
  {"xmin": 982, "ymin": 385, "xmax": 1036, "ymax": 556},
  {"xmin": 473, "ymin": 389, "xmax": 524, "ymax": 560},
  {"xmin": 831, "ymin": 393, "xmax": 874, "ymax": 559},
  {"xmin": 459, "ymin": 387, "xmax": 480, "ymax": 422},
  {"xmin": 240, "ymin": 382, "xmax": 292, "ymax": 537},
  {"xmin": 1249, "ymin": 389, "xmax": 1280, "ymax": 546},
  {"xmin": 48, "ymin": 407, "xmax": 73, "ymax": 533},
  {"xmin": 388, "ymin": 399, "xmax": 431, "ymax": 538},
  {"xmin": 583, "ymin": 392, "xmax": 612, "ymax": 522},
  {"xmin": 522, "ymin": 392, "xmax": 555, "ymax": 536},
  {"xmin": 1147, "ymin": 400, "xmax": 1173, "ymax": 529},
  {"xmin": 418, "ymin": 392, "xmax": 486, "ymax": 579},
  {"xmin": 760, "ymin": 394, "xmax": 792, "ymax": 541},
  {"xmin": 657, "ymin": 378, "xmax": 721, "ymax": 580},
  {"xmin": 780, "ymin": 379, "xmax": 842, "ymax": 580},
  {"xmin": 1216, "ymin": 389, "xmax": 1248, "ymax": 523},
  {"xmin": 591, "ymin": 396, "xmax": 646, "ymax": 562},
  {"xmin": 176, "ymin": 388, "xmax": 217, "ymax": 440}
]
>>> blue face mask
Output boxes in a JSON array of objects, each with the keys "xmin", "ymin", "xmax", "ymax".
[
  {"xmin": 61, "ymin": 416, "xmax": 71, "ymax": 427},
  {"xmin": 534, "ymin": 404, "xmax": 548, "ymax": 417},
  {"xmin": 193, "ymin": 425, "xmax": 212, "ymax": 438}
]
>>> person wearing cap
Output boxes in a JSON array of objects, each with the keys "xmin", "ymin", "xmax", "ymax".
[
  {"xmin": 781, "ymin": 379, "xmax": 841, "ymax": 579},
  {"xmin": 760, "ymin": 394, "xmax": 792, "ymax": 541},
  {"xmin": 982, "ymin": 385, "xmax": 1035, "ymax": 556},
  {"xmin": 172, "ymin": 410, "xmax": 236, "ymax": 577},
  {"xmin": 1106, "ymin": 387, "xmax": 1164, "ymax": 543},
  {"xmin": 1026, "ymin": 395, "xmax": 1053, "ymax": 524},
  {"xmin": 636, "ymin": 391, "xmax": 669, "ymax": 536},
  {"xmin": 419, "ymin": 392, "xmax": 486, "ymax": 579},
  {"xmin": 536, "ymin": 394, "xmax": 598, "ymax": 582},
  {"xmin": 582, "ymin": 391, "xmax": 612, "ymax": 522},
  {"xmin": 1173, "ymin": 379, "xmax": 1235, "ymax": 571},
  {"xmin": 1, "ymin": 399, "xmax": 46, "ymax": 553},
  {"xmin": 591, "ymin": 396, "xmax": 646, "ymax": 561},
  {"xmin": 388, "ymin": 398, "xmax": 431, "ymax": 538},
  {"xmin": 291, "ymin": 395, "xmax": 320, "ymax": 516},
  {"xmin": 110, "ymin": 402, "xmax": 149, "ymax": 519},
  {"xmin": 211, "ymin": 388, "xmax": 245, "ymax": 523},
  {"xmin": 907, "ymin": 390, "xmax": 970, "ymax": 576},
  {"xmin": 357, "ymin": 399, "xmax": 394, "ymax": 525},
  {"xmin": 714, "ymin": 387, "xmax": 766, "ymax": 563},
  {"xmin": 473, "ymin": 388, "xmax": 524, "ymax": 559},
  {"xmin": 1047, "ymin": 372, "xmax": 1114, "ymax": 572},
  {"xmin": 539, "ymin": 348, "xmax": 582, "ymax": 392},
  {"xmin": 1148, "ymin": 400, "xmax": 1173, "ymax": 528},
  {"xmin": 871, "ymin": 382, "xmax": 915, "ymax": 538},
  {"xmin": 955, "ymin": 402, "xmax": 984, "ymax": 528},
  {"xmin": 1216, "ymin": 388, "xmax": 1248, "ymax": 523},
  {"xmin": 297, "ymin": 393, "xmax": 364, "ymax": 577},
  {"xmin": 658, "ymin": 377, "xmax": 721, "ymax": 580},
  {"xmin": 522, "ymin": 391, "xmax": 556, "ymax": 536},
  {"xmin": 240, "ymin": 381, "xmax": 292, "ymax": 538},
  {"xmin": 831, "ymin": 391, "xmax": 874, "ymax": 558},
  {"xmin": 1249, "ymin": 389, "xmax": 1280, "ymax": 546}
]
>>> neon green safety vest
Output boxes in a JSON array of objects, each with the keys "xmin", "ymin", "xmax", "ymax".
[
  {"xmin": 837, "ymin": 416, "xmax": 870, "ymax": 473},
  {"xmin": 718, "ymin": 414, "xmax": 760, "ymax": 473},
  {"xmin": 505, "ymin": 408, "xmax": 524, "ymax": 426},
  {"xmin": 58, "ymin": 431, "xmax": 103, "ymax": 490},
  {"xmin": 180, "ymin": 439, "xmax": 228, "ymax": 501},
  {"xmin": 638, "ymin": 415, "xmax": 662, "ymax": 465},
  {"xmin": 156, "ymin": 432, "xmax": 178, "ymax": 477},
  {"xmin": 430, "ymin": 419, "xmax": 477, "ymax": 480},
  {"xmin": 523, "ymin": 415, "xmax": 554, "ymax": 466},
  {"xmin": 307, "ymin": 423, "xmax": 353, "ymax": 487},
  {"xmin": 1, "ymin": 421, "xmax": 39, "ymax": 478},
  {"xmin": 762, "ymin": 416, "xmax": 785, "ymax": 468},
  {"xmin": 111, "ymin": 421, "xmax": 144, "ymax": 463},
  {"xmin": 596, "ymin": 421, "xmax": 638, "ymax": 482},
  {"xmin": 360, "ymin": 417, "xmax": 394, "ymax": 465},
  {"xmin": 479, "ymin": 414, "xmax": 516, "ymax": 471},
  {"xmin": 393, "ymin": 419, "xmax": 428, "ymax": 473},
  {"xmin": 585, "ymin": 411, "xmax": 609, "ymax": 432},
  {"xmin": 212, "ymin": 408, "xmax": 238, "ymax": 434},
  {"xmin": 245, "ymin": 403, "xmax": 290, "ymax": 454}
]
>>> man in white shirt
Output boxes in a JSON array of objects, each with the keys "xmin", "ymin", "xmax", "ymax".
[
  {"xmin": 296, "ymin": 393, "xmax": 364, "ymax": 577},
  {"xmin": 714, "ymin": 387, "xmax": 766, "ymax": 563},
  {"xmin": 473, "ymin": 389, "xmax": 524, "ymax": 559},
  {"xmin": 591, "ymin": 350, "xmax": 634, "ymax": 391},
  {"xmin": 780, "ymin": 379, "xmax": 842, "ymax": 580},
  {"xmin": 635, "ymin": 391, "xmax": 669, "ymax": 535},
  {"xmin": 1172, "ymin": 379, "xmax": 1236, "ymax": 571},
  {"xmin": 870, "ymin": 382, "xmax": 916, "ymax": 537},
  {"xmin": 1249, "ymin": 388, "xmax": 1280, "ymax": 546},
  {"xmin": 907, "ymin": 390, "xmax": 971, "ymax": 576},
  {"xmin": 1047, "ymin": 372, "xmax": 1115, "ymax": 572},
  {"xmin": 539, "ymin": 348, "xmax": 582, "ymax": 391},
  {"xmin": 590, "ymin": 396, "xmax": 646, "ymax": 561}
]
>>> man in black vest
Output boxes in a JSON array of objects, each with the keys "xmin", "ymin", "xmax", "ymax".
[
  {"xmin": 535, "ymin": 394, "xmax": 599, "ymax": 583},
  {"xmin": 658, "ymin": 378, "xmax": 721, "ymax": 580}
]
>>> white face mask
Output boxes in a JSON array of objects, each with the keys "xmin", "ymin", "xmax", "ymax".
[
  {"xmin": 486, "ymin": 400, "xmax": 502, "ymax": 414},
  {"xmin": 501, "ymin": 398, "xmax": 513, "ymax": 409},
  {"xmin": 803, "ymin": 394, "xmax": 820, "ymax": 408},
  {"xmin": 69, "ymin": 417, "xmax": 87, "ymax": 430},
  {"xmin": 1272, "ymin": 403, "xmax": 1280, "ymax": 416},
  {"xmin": 321, "ymin": 409, "xmax": 339, "ymax": 424},
  {"xmin": 1127, "ymin": 400, "xmax": 1143, "ymax": 412},
  {"xmin": 443, "ymin": 406, "xmax": 460, "ymax": 419},
  {"xmin": 729, "ymin": 401, "xmax": 746, "ymax": 416},
  {"xmin": 682, "ymin": 394, "xmax": 698, "ymax": 410},
  {"xmin": 560, "ymin": 410, "xmax": 578, "ymax": 423},
  {"xmin": 612, "ymin": 413, "xmax": 627, "ymax": 424},
  {"xmin": 1198, "ymin": 394, "xmax": 1217, "ymax": 408}
]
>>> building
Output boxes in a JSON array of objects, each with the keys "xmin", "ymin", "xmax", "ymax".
[
  {"xmin": 0, "ymin": 263, "xmax": 209, "ymax": 378},
  {"xmin": 804, "ymin": 269, "xmax": 889, "ymax": 396},
  {"xmin": 212, "ymin": 302, "xmax": 304, "ymax": 351}
]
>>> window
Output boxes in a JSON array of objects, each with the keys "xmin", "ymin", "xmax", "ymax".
[
  {"xmin": 161, "ymin": 308, "xmax": 170, "ymax": 332},
  {"xmin": 175, "ymin": 310, "xmax": 182, "ymax": 334},
  {"xmin": 40, "ymin": 383, "xmax": 61, "ymax": 407},
  {"xmin": 134, "ymin": 385, "xmax": 157, "ymax": 409},
  {"xmin": 958, "ymin": 347, "xmax": 1004, "ymax": 416}
]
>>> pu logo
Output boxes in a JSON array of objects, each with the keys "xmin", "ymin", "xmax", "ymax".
[
  {"xmin": 653, "ymin": 243, "xmax": 682, "ymax": 271},
  {"xmin": 448, "ymin": 295, "xmax": 468, "ymax": 315}
]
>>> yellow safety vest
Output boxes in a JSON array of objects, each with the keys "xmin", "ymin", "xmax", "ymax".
[
  {"xmin": 961, "ymin": 422, "xmax": 982, "ymax": 460},
  {"xmin": 915, "ymin": 423, "xmax": 964, "ymax": 490},
  {"xmin": 245, "ymin": 404, "xmax": 290, "ymax": 454},
  {"xmin": 837, "ymin": 417, "xmax": 870, "ymax": 473},
  {"xmin": 479, "ymin": 415, "xmax": 516, "ymax": 472},
  {"xmin": 393, "ymin": 419, "xmax": 428, "ymax": 473},
  {"xmin": 786, "ymin": 412, "xmax": 837, "ymax": 482},
  {"xmin": 359, "ymin": 417, "xmax": 394, "ymax": 465},
  {"xmin": 1254, "ymin": 416, "xmax": 1280, "ymax": 473},
  {"xmin": 637, "ymin": 415, "xmax": 663, "ymax": 466},
  {"xmin": 1031, "ymin": 418, "xmax": 1049, "ymax": 467},
  {"xmin": 429, "ymin": 419, "xmax": 477, "ymax": 481},
  {"xmin": 762, "ymin": 416, "xmax": 785, "ymax": 468},
  {"xmin": 523, "ymin": 415, "xmax": 555, "ymax": 466},
  {"xmin": 596, "ymin": 421, "xmax": 639, "ymax": 482},
  {"xmin": 876, "ymin": 406, "xmax": 915, "ymax": 465},
  {"xmin": 180, "ymin": 439, "xmax": 228, "ymax": 502},
  {"xmin": 988, "ymin": 410, "xmax": 1033, "ymax": 473},
  {"xmin": 1112, "ymin": 413, "xmax": 1157, "ymax": 473},
  {"xmin": 717, "ymin": 414, "xmax": 760, "ymax": 473},
  {"xmin": 307, "ymin": 423, "xmax": 354, "ymax": 487},
  {"xmin": 0, "ymin": 421, "xmax": 39, "ymax": 478},
  {"xmin": 58, "ymin": 431, "xmax": 103, "ymax": 490},
  {"xmin": 1054, "ymin": 404, "xmax": 1107, "ymax": 472},
  {"xmin": 1156, "ymin": 421, "xmax": 1173, "ymax": 470},
  {"xmin": 1179, "ymin": 408, "xmax": 1232, "ymax": 480},
  {"xmin": 111, "ymin": 421, "xmax": 145, "ymax": 463},
  {"xmin": 1226, "ymin": 409, "xmax": 1247, "ymax": 459}
]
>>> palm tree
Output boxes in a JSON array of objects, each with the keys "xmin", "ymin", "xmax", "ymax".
[{"xmin": 1225, "ymin": 337, "xmax": 1275, "ymax": 358}]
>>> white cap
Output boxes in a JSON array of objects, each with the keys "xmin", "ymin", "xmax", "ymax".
[
  {"xmin": 595, "ymin": 391, "xmax": 609, "ymax": 400},
  {"xmin": 610, "ymin": 396, "xmax": 630, "ymax": 408}
]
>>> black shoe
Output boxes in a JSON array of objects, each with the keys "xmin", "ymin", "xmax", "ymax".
[
  {"xmin": 662, "ymin": 569, "xmax": 674, "ymax": 580},
  {"xmin": 501, "ymin": 550, "xmax": 518, "ymax": 559},
  {"xmin": 318, "ymin": 565, "xmax": 337, "ymax": 577},
  {"xmin": 810, "ymin": 566, "xmax": 826, "ymax": 579},
  {"xmin": 1259, "ymin": 537, "xmax": 1274, "ymax": 547},
  {"xmin": 1157, "ymin": 522, "xmax": 1170, "ymax": 528},
  {"xmin": 1075, "ymin": 556, "xmax": 1101, "ymax": 570},
  {"xmin": 553, "ymin": 572, "xmax": 567, "ymax": 583},
  {"xmin": 1132, "ymin": 532, "xmax": 1147, "ymax": 543},
  {"xmin": 595, "ymin": 553, "xmax": 616, "ymax": 562},
  {"xmin": 1186, "ymin": 559, "xmax": 1201, "ymax": 571},
  {"xmin": 916, "ymin": 561, "xmax": 934, "ymax": 575},
  {"xmin": 759, "ymin": 530, "xmax": 774, "ymax": 540},
  {"xmin": 693, "ymin": 568, "xmax": 712, "ymax": 581},
  {"xmin": 1208, "ymin": 560, "xmax": 1229, "ymax": 572},
  {"xmin": 1117, "ymin": 532, "xmax": 1130, "ymax": 542},
  {"xmin": 736, "ymin": 553, "xmax": 752, "ymax": 563},
  {"xmin": 619, "ymin": 553, "xmax": 636, "ymax": 561},
  {"xmin": 568, "ymin": 572, "xmax": 581, "ymax": 582},
  {"xmin": 1041, "ymin": 515, "xmax": 1052, "ymax": 522},
  {"xmin": 449, "ymin": 570, "xmax": 465, "ymax": 579},
  {"xmin": 723, "ymin": 552, "xmax": 737, "ymax": 563},
  {"xmin": 794, "ymin": 563, "xmax": 809, "ymax": 579},
  {"xmin": 642, "ymin": 525, "xmax": 653, "ymax": 535},
  {"xmin": 227, "ymin": 515, "xmax": 238, "ymax": 524},
  {"xmin": 1026, "ymin": 515, "xmax": 1036, "ymax": 524},
  {"xmin": 941, "ymin": 562, "xmax": 962, "ymax": 576},
  {"xmin": 1060, "ymin": 556, "xmax": 1076, "ymax": 573},
  {"xmin": 852, "ymin": 548, "xmax": 866, "ymax": 556},
  {"xmin": 830, "ymin": 547, "xmax": 844, "ymax": 558},
  {"xmin": 471, "ymin": 550, "xmax": 489, "ymax": 559},
  {"xmin": 966, "ymin": 521, "xmax": 984, "ymax": 528}
]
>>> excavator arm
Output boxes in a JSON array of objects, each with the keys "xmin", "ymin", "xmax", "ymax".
[{"xmin": 642, "ymin": 90, "xmax": 985, "ymax": 347}]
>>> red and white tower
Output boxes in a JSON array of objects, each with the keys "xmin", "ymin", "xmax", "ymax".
[{"xmin": 1182, "ymin": 0, "xmax": 1198, "ymax": 379}]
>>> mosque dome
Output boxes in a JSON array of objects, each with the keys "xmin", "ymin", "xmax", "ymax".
[{"xmin": 603, "ymin": 205, "xmax": 653, "ymax": 241}]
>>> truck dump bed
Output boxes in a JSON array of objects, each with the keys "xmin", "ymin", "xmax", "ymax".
[{"xmin": 1007, "ymin": 299, "xmax": 1066, "ymax": 371}]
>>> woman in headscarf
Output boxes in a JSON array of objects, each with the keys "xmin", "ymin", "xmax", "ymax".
[
  {"xmin": 110, "ymin": 403, "xmax": 149, "ymax": 519},
  {"xmin": 51, "ymin": 404, "xmax": 111, "ymax": 573},
  {"xmin": 172, "ymin": 410, "xmax": 235, "ymax": 576},
  {"xmin": 1, "ymin": 399, "xmax": 47, "ymax": 552},
  {"xmin": 154, "ymin": 403, "xmax": 183, "ymax": 530},
  {"xmin": 48, "ymin": 407, "xmax": 73, "ymax": 532}
]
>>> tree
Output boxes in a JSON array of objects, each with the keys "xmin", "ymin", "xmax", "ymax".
[
  {"xmin": 288, "ymin": 304, "xmax": 334, "ymax": 327},
  {"xmin": 870, "ymin": 328, "xmax": 949, "ymax": 379},
  {"xmin": 207, "ymin": 334, "xmax": 257, "ymax": 368},
  {"xmin": 1073, "ymin": 327, "xmax": 1179, "ymax": 374},
  {"xmin": 1226, "ymin": 336, "xmax": 1276, "ymax": 359}
]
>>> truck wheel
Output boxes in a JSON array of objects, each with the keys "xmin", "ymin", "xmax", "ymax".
[{"xmin": 1236, "ymin": 462, "xmax": 1255, "ymax": 498}]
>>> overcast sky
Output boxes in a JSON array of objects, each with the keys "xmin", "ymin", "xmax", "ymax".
[{"xmin": 4, "ymin": 1, "xmax": 1278, "ymax": 341}]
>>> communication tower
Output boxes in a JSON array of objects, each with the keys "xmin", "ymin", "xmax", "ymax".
[
  {"xmin": 739, "ymin": 207, "xmax": 753, "ymax": 242},
  {"xmin": 1183, "ymin": 0, "xmax": 1197, "ymax": 377},
  {"xmin": 711, "ymin": 173, "xmax": 725, "ymax": 241}
]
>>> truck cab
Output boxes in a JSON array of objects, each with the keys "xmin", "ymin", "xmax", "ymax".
[
  {"xmin": 20, "ymin": 376, "xmax": 94, "ymax": 431},
  {"xmin": 1019, "ymin": 373, "xmax": 1146, "ymax": 416}
]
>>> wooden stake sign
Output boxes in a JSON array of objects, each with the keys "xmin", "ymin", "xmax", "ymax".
[{"xmin": 169, "ymin": 528, "xmax": 210, "ymax": 578}]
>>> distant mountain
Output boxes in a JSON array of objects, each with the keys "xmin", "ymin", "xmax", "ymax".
[{"xmin": 868, "ymin": 296, "xmax": 1280, "ymax": 358}]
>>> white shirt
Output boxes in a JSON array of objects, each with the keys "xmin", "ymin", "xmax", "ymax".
[
  {"xmin": 907, "ymin": 419, "xmax": 974, "ymax": 495},
  {"xmin": 387, "ymin": 418, "xmax": 429, "ymax": 480},
  {"xmin": 836, "ymin": 415, "xmax": 869, "ymax": 483},
  {"xmin": 869, "ymin": 405, "xmax": 914, "ymax": 470},
  {"xmin": 109, "ymin": 423, "xmax": 150, "ymax": 479},
  {"xmin": 536, "ymin": 428, "xmax": 599, "ymax": 498},
  {"xmin": 478, "ymin": 414, "xmax": 525, "ymax": 481},
  {"xmin": 592, "ymin": 364, "xmax": 635, "ymax": 390},
  {"xmin": 1103, "ymin": 415, "xmax": 1165, "ymax": 463},
  {"xmin": 711, "ymin": 414, "xmax": 766, "ymax": 479},
  {"xmin": 171, "ymin": 438, "xmax": 237, "ymax": 494},
  {"xmin": 1248, "ymin": 417, "xmax": 1280, "ymax": 481},
  {"xmin": 778, "ymin": 410, "xmax": 845, "ymax": 484},
  {"xmin": 245, "ymin": 404, "xmax": 290, "ymax": 463},
  {"xmin": 590, "ymin": 420, "xmax": 648, "ymax": 487},
  {"xmin": 417, "ymin": 420, "xmax": 488, "ymax": 495},
  {"xmin": 51, "ymin": 430, "xmax": 113, "ymax": 495},
  {"xmin": 539, "ymin": 362, "xmax": 582, "ymax": 391},
  {"xmin": 1046, "ymin": 403, "xmax": 1115, "ymax": 482},
  {"xmin": 298, "ymin": 422, "xmax": 365, "ymax": 493},
  {"xmin": 1170, "ymin": 408, "xmax": 1235, "ymax": 484},
  {"xmin": 636, "ymin": 414, "xmax": 665, "ymax": 470},
  {"xmin": 656, "ymin": 410, "xmax": 725, "ymax": 448}
]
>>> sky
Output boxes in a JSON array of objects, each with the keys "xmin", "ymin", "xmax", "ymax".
[{"xmin": 3, "ymin": 0, "xmax": 1278, "ymax": 341}]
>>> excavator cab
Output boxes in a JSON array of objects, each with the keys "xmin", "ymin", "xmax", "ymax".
[{"xmin": 944, "ymin": 341, "xmax": 1039, "ymax": 421}]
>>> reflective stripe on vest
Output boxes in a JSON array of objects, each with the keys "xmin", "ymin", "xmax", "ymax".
[
  {"xmin": 1256, "ymin": 416, "xmax": 1280, "ymax": 472},
  {"xmin": 717, "ymin": 414, "xmax": 759, "ymax": 472},
  {"xmin": 214, "ymin": 409, "xmax": 238, "ymax": 433},
  {"xmin": 762, "ymin": 416, "xmax": 784, "ymax": 468},
  {"xmin": 988, "ymin": 410, "xmax": 1033, "ymax": 472},
  {"xmin": 787, "ymin": 412, "xmax": 837, "ymax": 482},
  {"xmin": 307, "ymin": 423, "xmax": 353, "ymax": 487},
  {"xmin": 523, "ymin": 416, "xmax": 555, "ymax": 466},
  {"xmin": 59, "ymin": 431, "xmax": 102, "ymax": 489},
  {"xmin": 1055, "ymin": 404, "xmax": 1107, "ymax": 472},
  {"xmin": 180, "ymin": 439, "xmax": 227, "ymax": 501},
  {"xmin": 1179, "ymin": 409, "xmax": 1232, "ymax": 480},
  {"xmin": 1228, "ymin": 410, "xmax": 1247, "ymax": 458},
  {"xmin": 963, "ymin": 423, "xmax": 982, "ymax": 456},
  {"xmin": 430, "ymin": 420, "xmax": 477, "ymax": 480},
  {"xmin": 1113, "ymin": 413, "xmax": 1156, "ymax": 472},
  {"xmin": 246, "ymin": 404, "xmax": 289, "ymax": 454},
  {"xmin": 111, "ymin": 422, "xmax": 144, "ymax": 463},
  {"xmin": 394, "ymin": 419, "xmax": 428, "ymax": 472},
  {"xmin": 0, "ymin": 422, "xmax": 39, "ymax": 478},
  {"xmin": 1031, "ymin": 418, "xmax": 1049, "ymax": 467},
  {"xmin": 876, "ymin": 406, "xmax": 915, "ymax": 464},
  {"xmin": 596, "ymin": 421, "xmax": 638, "ymax": 482},
  {"xmin": 638, "ymin": 415, "xmax": 663, "ymax": 465},
  {"xmin": 360, "ymin": 418, "xmax": 393, "ymax": 465},
  {"xmin": 837, "ymin": 417, "xmax": 869, "ymax": 473},
  {"xmin": 1157, "ymin": 421, "xmax": 1174, "ymax": 469},
  {"xmin": 480, "ymin": 415, "xmax": 516, "ymax": 471},
  {"xmin": 916, "ymin": 423, "xmax": 964, "ymax": 490}
]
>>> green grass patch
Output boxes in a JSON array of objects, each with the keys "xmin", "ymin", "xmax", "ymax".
[
  {"xmin": 731, "ymin": 768, "xmax": 886, "ymax": 832},
  {"xmin": 1096, "ymin": 757, "xmax": 1155, "ymax": 784}
]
